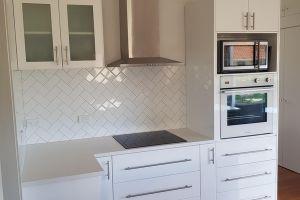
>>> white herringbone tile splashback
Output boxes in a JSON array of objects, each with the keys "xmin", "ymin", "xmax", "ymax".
[{"xmin": 20, "ymin": 66, "xmax": 186, "ymax": 144}]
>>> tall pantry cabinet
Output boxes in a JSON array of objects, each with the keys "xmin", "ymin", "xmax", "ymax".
[{"xmin": 280, "ymin": 0, "xmax": 300, "ymax": 173}]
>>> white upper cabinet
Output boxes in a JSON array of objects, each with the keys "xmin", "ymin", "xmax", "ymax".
[
  {"xmin": 14, "ymin": 0, "xmax": 104, "ymax": 70},
  {"xmin": 216, "ymin": 0, "xmax": 249, "ymax": 32},
  {"xmin": 216, "ymin": 0, "xmax": 280, "ymax": 32},
  {"xmin": 14, "ymin": 0, "xmax": 62, "ymax": 69},
  {"xmin": 59, "ymin": 0, "xmax": 104, "ymax": 68},
  {"xmin": 249, "ymin": 0, "xmax": 280, "ymax": 32},
  {"xmin": 282, "ymin": 0, "xmax": 300, "ymax": 17}
]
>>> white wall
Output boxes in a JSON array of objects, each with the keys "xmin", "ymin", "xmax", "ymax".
[
  {"xmin": 14, "ymin": 66, "xmax": 187, "ymax": 144},
  {"xmin": 0, "ymin": 0, "xmax": 22, "ymax": 199},
  {"xmin": 0, "ymin": 164, "xmax": 3, "ymax": 200}
]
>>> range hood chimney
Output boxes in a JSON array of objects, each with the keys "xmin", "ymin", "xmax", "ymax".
[{"xmin": 107, "ymin": 0, "xmax": 182, "ymax": 67}]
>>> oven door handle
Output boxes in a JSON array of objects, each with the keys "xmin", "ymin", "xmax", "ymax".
[{"xmin": 220, "ymin": 87, "xmax": 274, "ymax": 94}]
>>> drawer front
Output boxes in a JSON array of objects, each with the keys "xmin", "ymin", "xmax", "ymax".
[
  {"xmin": 113, "ymin": 146, "xmax": 200, "ymax": 183},
  {"xmin": 217, "ymin": 160, "xmax": 276, "ymax": 192},
  {"xmin": 217, "ymin": 184, "xmax": 276, "ymax": 200},
  {"xmin": 114, "ymin": 171, "xmax": 200, "ymax": 200},
  {"xmin": 216, "ymin": 136, "xmax": 276, "ymax": 167}
]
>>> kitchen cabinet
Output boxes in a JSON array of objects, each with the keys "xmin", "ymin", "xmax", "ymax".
[
  {"xmin": 216, "ymin": 136, "xmax": 277, "ymax": 199},
  {"xmin": 216, "ymin": 0, "xmax": 280, "ymax": 32},
  {"xmin": 282, "ymin": 0, "xmax": 300, "ymax": 17},
  {"xmin": 279, "ymin": 27, "xmax": 300, "ymax": 173},
  {"xmin": 200, "ymin": 144, "xmax": 216, "ymax": 200},
  {"xmin": 97, "ymin": 157, "xmax": 113, "ymax": 200},
  {"xmin": 98, "ymin": 142, "xmax": 216, "ymax": 200},
  {"xmin": 14, "ymin": 0, "xmax": 104, "ymax": 70}
]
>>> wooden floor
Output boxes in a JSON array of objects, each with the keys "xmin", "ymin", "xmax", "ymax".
[{"xmin": 278, "ymin": 167, "xmax": 300, "ymax": 200}]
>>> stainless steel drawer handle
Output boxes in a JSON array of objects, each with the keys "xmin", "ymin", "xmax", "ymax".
[
  {"xmin": 124, "ymin": 159, "xmax": 192, "ymax": 170},
  {"xmin": 125, "ymin": 185, "xmax": 192, "ymax": 198},
  {"xmin": 224, "ymin": 172, "xmax": 271, "ymax": 182},
  {"xmin": 250, "ymin": 196, "xmax": 272, "ymax": 200},
  {"xmin": 223, "ymin": 149, "xmax": 272, "ymax": 157}
]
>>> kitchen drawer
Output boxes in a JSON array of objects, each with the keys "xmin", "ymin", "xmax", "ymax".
[
  {"xmin": 114, "ymin": 171, "xmax": 200, "ymax": 200},
  {"xmin": 112, "ymin": 146, "xmax": 200, "ymax": 183},
  {"xmin": 217, "ymin": 160, "xmax": 276, "ymax": 192},
  {"xmin": 216, "ymin": 136, "xmax": 276, "ymax": 167},
  {"xmin": 217, "ymin": 184, "xmax": 276, "ymax": 200}
]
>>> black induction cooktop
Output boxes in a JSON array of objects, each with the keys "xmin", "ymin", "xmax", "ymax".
[{"xmin": 113, "ymin": 130, "xmax": 187, "ymax": 149}]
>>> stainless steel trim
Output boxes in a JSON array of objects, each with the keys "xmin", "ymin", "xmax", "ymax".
[
  {"xmin": 244, "ymin": 12, "xmax": 249, "ymax": 30},
  {"xmin": 106, "ymin": 161, "xmax": 110, "ymax": 180},
  {"xmin": 54, "ymin": 46, "xmax": 58, "ymax": 65},
  {"xmin": 223, "ymin": 41, "xmax": 256, "ymax": 46},
  {"xmin": 224, "ymin": 172, "xmax": 272, "ymax": 182},
  {"xmin": 64, "ymin": 46, "xmax": 69, "ymax": 65},
  {"xmin": 223, "ymin": 148, "xmax": 273, "ymax": 157},
  {"xmin": 220, "ymin": 87, "xmax": 274, "ymax": 94},
  {"xmin": 221, "ymin": 41, "xmax": 269, "ymax": 72},
  {"xmin": 250, "ymin": 196, "xmax": 272, "ymax": 200},
  {"xmin": 125, "ymin": 185, "xmax": 192, "ymax": 198},
  {"xmin": 124, "ymin": 159, "xmax": 192, "ymax": 170},
  {"xmin": 251, "ymin": 12, "xmax": 256, "ymax": 30}
]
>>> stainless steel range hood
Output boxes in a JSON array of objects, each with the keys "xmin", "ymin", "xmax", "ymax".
[{"xmin": 107, "ymin": 0, "xmax": 183, "ymax": 67}]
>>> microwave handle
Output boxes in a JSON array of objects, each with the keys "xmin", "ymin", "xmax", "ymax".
[
  {"xmin": 254, "ymin": 41, "xmax": 260, "ymax": 70},
  {"xmin": 221, "ymin": 87, "xmax": 274, "ymax": 94}
]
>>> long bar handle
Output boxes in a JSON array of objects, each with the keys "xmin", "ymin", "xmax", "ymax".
[
  {"xmin": 224, "ymin": 172, "xmax": 271, "ymax": 182},
  {"xmin": 223, "ymin": 148, "xmax": 273, "ymax": 157},
  {"xmin": 250, "ymin": 196, "xmax": 272, "ymax": 200},
  {"xmin": 125, "ymin": 185, "xmax": 192, "ymax": 198},
  {"xmin": 106, "ymin": 161, "xmax": 110, "ymax": 180},
  {"xmin": 209, "ymin": 148, "xmax": 215, "ymax": 164},
  {"xmin": 220, "ymin": 87, "xmax": 274, "ymax": 94},
  {"xmin": 251, "ymin": 12, "xmax": 255, "ymax": 30},
  {"xmin": 64, "ymin": 46, "xmax": 69, "ymax": 65},
  {"xmin": 124, "ymin": 159, "xmax": 192, "ymax": 170},
  {"xmin": 244, "ymin": 12, "xmax": 249, "ymax": 30}
]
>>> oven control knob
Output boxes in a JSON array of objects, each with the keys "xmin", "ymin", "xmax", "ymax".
[
  {"xmin": 254, "ymin": 78, "xmax": 260, "ymax": 83},
  {"xmin": 265, "ymin": 77, "xmax": 271, "ymax": 83}
]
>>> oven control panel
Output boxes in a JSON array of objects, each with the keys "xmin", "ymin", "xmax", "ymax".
[{"xmin": 220, "ymin": 74, "xmax": 275, "ymax": 89}]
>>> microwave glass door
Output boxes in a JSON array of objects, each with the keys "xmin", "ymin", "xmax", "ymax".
[
  {"xmin": 223, "ymin": 42, "xmax": 255, "ymax": 70},
  {"xmin": 258, "ymin": 43, "xmax": 268, "ymax": 69},
  {"xmin": 221, "ymin": 88, "xmax": 274, "ymax": 139}
]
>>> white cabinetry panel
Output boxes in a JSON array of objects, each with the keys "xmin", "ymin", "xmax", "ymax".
[
  {"xmin": 113, "ymin": 146, "xmax": 200, "ymax": 183},
  {"xmin": 216, "ymin": 136, "xmax": 277, "ymax": 167},
  {"xmin": 217, "ymin": 184, "xmax": 276, "ymax": 200},
  {"xmin": 216, "ymin": 0, "xmax": 249, "ymax": 32},
  {"xmin": 217, "ymin": 160, "xmax": 277, "ymax": 192},
  {"xmin": 114, "ymin": 171, "xmax": 200, "ymax": 200},
  {"xmin": 249, "ymin": 0, "xmax": 280, "ymax": 32}
]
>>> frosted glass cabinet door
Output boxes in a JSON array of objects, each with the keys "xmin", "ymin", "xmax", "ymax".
[
  {"xmin": 14, "ymin": 0, "xmax": 62, "ymax": 69},
  {"xmin": 59, "ymin": 0, "xmax": 104, "ymax": 68}
]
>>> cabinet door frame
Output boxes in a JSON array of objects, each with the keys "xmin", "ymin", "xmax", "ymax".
[
  {"xmin": 59, "ymin": 0, "xmax": 104, "ymax": 68},
  {"xmin": 14, "ymin": 0, "xmax": 62, "ymax": 69},
  {"xmin": 248, "ymin": 0, "xmax": 280, "ymax": 32},
  {"xmin": 216, "ymin": 0, "xmax": 249, "ymax": 32}
]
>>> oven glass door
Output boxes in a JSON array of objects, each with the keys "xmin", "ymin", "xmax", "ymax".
[
  {"xmin": 220, "ymin": 87, "xmax": 274, "ymax": 139},
  {"xmin": 223, "ymin": 42, "xmax": 256, "ymax": 71}
]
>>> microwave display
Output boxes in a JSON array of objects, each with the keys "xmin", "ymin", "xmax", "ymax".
[{"xmin": 219, "ymin": 41, "xmax": 269, "ymax": 73}]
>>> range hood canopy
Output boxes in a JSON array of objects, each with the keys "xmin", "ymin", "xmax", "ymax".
[{"xmin": 107, "ymin": 0, "xmax": 183, "ymax": 67}]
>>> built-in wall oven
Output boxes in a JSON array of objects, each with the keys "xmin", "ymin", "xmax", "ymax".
[{"xmin": 220, "ymin": 74, "xmax": 275, "ymax": 139}]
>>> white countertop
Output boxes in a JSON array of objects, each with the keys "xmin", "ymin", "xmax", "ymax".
[{"xmin": 22, "ymin": 128, "xmax": 213, "ymax": 184}]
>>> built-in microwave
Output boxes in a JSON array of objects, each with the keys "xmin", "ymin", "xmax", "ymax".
[{"xmin": 218, "ymin": 41, "xmax": 270, "ymax": 73}]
